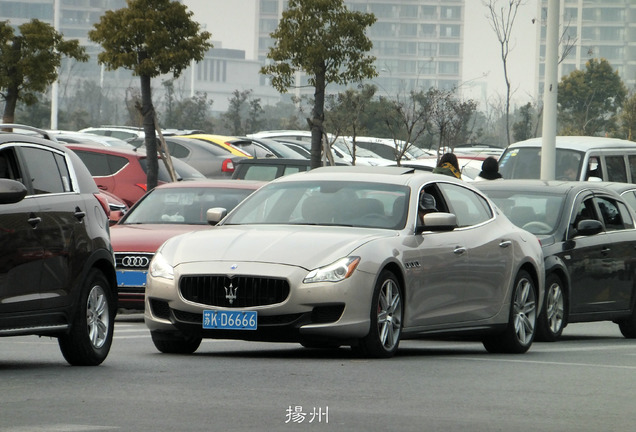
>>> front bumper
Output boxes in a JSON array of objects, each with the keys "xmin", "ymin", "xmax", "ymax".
[{"xmin": 144, "ymin": 260, "xmax": 376, "ymax": 342}]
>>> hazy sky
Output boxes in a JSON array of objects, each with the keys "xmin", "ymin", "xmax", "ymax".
[{"xmin": 183, "ymin": 0, "xmax": 539, "ymax": 107}]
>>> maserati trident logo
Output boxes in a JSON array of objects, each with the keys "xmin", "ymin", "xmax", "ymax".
[{"xmin": 224, "ymin": 282, "xmax": 238, "ymax": 304}]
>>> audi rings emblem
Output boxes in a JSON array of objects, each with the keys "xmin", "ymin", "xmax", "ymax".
[{"xmin": 121, "ymin": 256, "xmax": 150, "ymax": 268}]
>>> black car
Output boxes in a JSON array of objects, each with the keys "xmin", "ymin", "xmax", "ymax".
[
  {"xmin": 475, "ymin": 180, "xmax": 636, "ymax": 341},
  {"xmin": 0, "ymin": 127, "xmax": 117, "ymax": 365},
  {"xmin": 231, "ymin": 158, "xmax": 312, "ymax": 180}
]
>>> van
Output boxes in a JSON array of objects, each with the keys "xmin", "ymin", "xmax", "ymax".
[{"xmin": 498, "ymin": 136, "xmax": 636, "ymax": 182}]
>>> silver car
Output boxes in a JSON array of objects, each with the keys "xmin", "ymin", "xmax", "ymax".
[{"xmin": 144, "ymin": 167, "xmax": 545, "ymax": 358}]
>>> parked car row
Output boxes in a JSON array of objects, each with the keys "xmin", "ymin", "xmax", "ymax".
[{"xmin": 5, "ymin": 124, "xmax": 636, "ymax": 365}]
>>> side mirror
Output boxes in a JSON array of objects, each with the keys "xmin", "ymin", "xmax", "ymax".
[
  {"xmin": 575, "ymin": 219, "xmax": 603, "ymax": 236},
  {"xmin": 416, "ymin": 212, "xmax": 457, "ymax": 234},
  {"xmin": 0, "ymin": 179, "xmax": 27, "ymax": 204},
  {"xmin": 206, "ymin": 207, "xmax": 227, "ymax": 226}
]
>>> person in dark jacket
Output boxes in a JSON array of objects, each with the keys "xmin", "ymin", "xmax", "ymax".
[
  {"xmin": 432, "ymin": 152, "xmax": 461, "ymax": 179},
  {"xmin": 474, "ymin": 156, "xmax": 503, "ymax": 181}
]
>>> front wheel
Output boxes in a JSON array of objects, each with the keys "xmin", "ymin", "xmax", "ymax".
[
  {"xmin": 353, "ymin": 270, "xmax": 403, "ymax": 358},
  {"xmin": 59, "ymin": 269, "xmax": 115, "ymax": 366},
  {"xmin": 535, "ymin": 273, "xmax": 567, "ymax": 342},
  {"xmin": 483, "ymin": 269, "xmax": 537, "ymax": 354},
  {"xmin": 151, "ymin": 330, "xmax": 202, "ymax": 354}
]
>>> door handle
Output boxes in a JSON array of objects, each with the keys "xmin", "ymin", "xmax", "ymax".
[
  {"xmin": 453, "ymin": 246, "xmax": 466, "ymax": 255},
  {"xmin": 27, "ymin": 214, "xmax": 41, "ymax": 228},
  {"xmin": 499, "ymin": 240, "xmax": 512, "ymax": 248},
  {"xmin": 74, "ymin": 206, "xmax": 86, "ymax": 221}
]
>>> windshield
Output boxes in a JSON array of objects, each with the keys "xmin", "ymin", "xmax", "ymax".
[
  {"xmin": 499, "ymin": 148, "xmax": 584, "ymax": 180},
  {"xmin": 224, "ymin": 180, "xmax": 410, "ymax": 230},
  {"xmin": 122, "ymin": 187, "xmax": 255, "ymax": 225},
  {"xmin": 483, "ymin": 189, "xmax": 565, "ymax": 235}
]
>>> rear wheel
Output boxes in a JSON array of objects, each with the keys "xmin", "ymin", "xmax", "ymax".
[
  {"xmin": 151, "ymin": 330, "xmax": 202, "ymax": 354},
  {"xmin": 483, "ymin": 270, "xmax": 537, "ymax": 354},
  {"xmin": 353, "ymin": 270, "xmax": 402, "ymax": 358},
  {"xmin": 617, "ymin": 308, "xmax": 636, "ymax": 338},
  {"xmin": 59, "ymin": 269, "xmax": 115, "ymax": 366},
  {"xmin": 535, "ymin": 273, "xmax": 567, "ymax": 342}
]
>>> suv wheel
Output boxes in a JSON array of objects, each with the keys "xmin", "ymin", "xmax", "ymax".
[{"xmin": 59, "ymin": 269, "xmax": 115, "ymax": 366}]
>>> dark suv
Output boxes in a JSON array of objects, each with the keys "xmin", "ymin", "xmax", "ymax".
[{"xmin": 0, "ymin": 127, "xmax": 117, "ymax": 366}]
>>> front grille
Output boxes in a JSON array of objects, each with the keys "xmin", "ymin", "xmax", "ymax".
[
  {"xmin": 115, "ymin": 252, "xmax": 154, "ymax": 270},
  {"xmin": 180, "ymin": 275, "xmax": 290, "ymax": 307}
]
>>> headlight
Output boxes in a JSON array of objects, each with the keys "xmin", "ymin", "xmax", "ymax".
[
  {"xmin": 303, "ymin": 256, "xmax": 360, "ymax": 284},
  {"xmin": 149, "ymin": 252, "xmax": 174, "ymax": 280}
]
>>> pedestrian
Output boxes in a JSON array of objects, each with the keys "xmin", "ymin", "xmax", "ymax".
[
  {"xmin": 432, "ymin": 152, "xmax": 461, "ymax": 179},
  {"xmin": 474, "ymin": 156, "xmax": 503, "ymax": 181}
]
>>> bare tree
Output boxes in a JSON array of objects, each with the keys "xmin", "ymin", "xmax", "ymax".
[
  {"xmin": 484, "ymin": 0, "xmax": 525, "ymax": 147},
  {"xmin": 381, "ymin": 90, "xmax": 431, "ymax": 165}
]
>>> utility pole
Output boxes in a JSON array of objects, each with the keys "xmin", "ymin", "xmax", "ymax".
[{"xmin": 540, "ymin": 0, "xmax": 560, "ymax": 180}]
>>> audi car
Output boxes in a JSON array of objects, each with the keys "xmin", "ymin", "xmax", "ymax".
[
  {"xmin": 111, "ymin": 180, "xmax": 264, "ymax": 309},
  {"xmin": 144, "ymin": 166, "xmax": 545, "ymax": 358}
]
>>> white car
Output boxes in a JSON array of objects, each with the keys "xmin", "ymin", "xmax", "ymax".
[{"xmin": 144, "ymin": 166, "xmax": 545, "ymax": 358}]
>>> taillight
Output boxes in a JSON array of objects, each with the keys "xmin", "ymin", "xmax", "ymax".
[
  {"xmin": 222, "ymin": 159, "xmax": 235, "ymax": 173},
  {"xmin": 136, "ymin": 183, "xmax": 148, "ymax": 192},
  {"xmin": 94, "ymin": 193, "xmax": 111, "ymax": 218}
]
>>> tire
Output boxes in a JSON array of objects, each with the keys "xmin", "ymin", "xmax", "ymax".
[
  {"xmin": 617, "ymin": 309, "xmax": 636, "ymax": 338},
  {"xmin": 353, "ymin": 270, "xmax": 403, "ymax": 358},
  {"xmin": 58, "ymin": 269, "xmax": 115, "ymax": 366},
  {"xmin": 483, "ymin": 270, "xmax": 537, "ymax": 354},
  {"xmin": 151, "ymin": 330, "xmax": 202, "ymax": 354},
  {"xmin": 535, "ymin": 273, "xmax": 567, "ymax": 342}
]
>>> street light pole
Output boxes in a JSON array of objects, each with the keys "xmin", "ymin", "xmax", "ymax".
[
  {"xmin": 540, "ymin": 0, "xmax": 560, "ymax": 180},
  {"xmin": 50, "ymin": 0, "xmax": 60, "ymax": 130}
]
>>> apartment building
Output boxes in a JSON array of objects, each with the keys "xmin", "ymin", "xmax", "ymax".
[
  {"xmin": 536, "ymin": 0, "xmax": 636, "ymax": 96},
  {"xmin": 256, "ymin": 0, "xmax": 464, "ymax": 98}
]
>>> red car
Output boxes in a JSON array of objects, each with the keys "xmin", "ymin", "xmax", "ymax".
[
  {"xmin": 98, "ymin": 189, "xmax": 129, "ymax": 225},
  {"xmin": 110, "ymin": 179, "xmax": 265, "ymax": 309},
  {"xmin": 65, "ymin": 144, "xmax": 205, "ymax": 207}
]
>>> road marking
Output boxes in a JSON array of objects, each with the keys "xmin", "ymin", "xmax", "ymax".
[
  {"xmin": 0, "ymin": 425, "xmax": 118, "ymax": 432},
  {"xmin": 462, "ymin": 356, "xmax": 636, "ymax": 370}
]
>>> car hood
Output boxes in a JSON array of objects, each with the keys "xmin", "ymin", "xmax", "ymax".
[
  {"xmin": 110, "ymin": 224, "xmax": 211, "ymax": 253},
  {"xmin": 162, "ymin": 225, "xmax": 395, "ymax": 270}
]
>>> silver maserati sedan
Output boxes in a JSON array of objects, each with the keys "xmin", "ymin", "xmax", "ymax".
[{"xmin": 144, "ymin": 166, "xmax": 545, "ymax": 358}]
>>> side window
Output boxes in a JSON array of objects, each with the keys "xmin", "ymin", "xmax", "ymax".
[
  {"xmin": 282, "ymin": 166, "xmax": 302, "ymax": 176},
  {"xmin": 628, "ymin": 155, "xmax": 636, "ymax": 183},
  {"xmin": 572, "ymin": 198, "xmax": 598, "ymax": 227},
  {"xmin": 617, "ymin": 202, "xmax": 634, "ymax": 229},
  {"xmin": 20, "ymin": 147, "xmax": 71, "ymax": 194},
  {"xmin": 595, "ymin": 197, "xmax": 624, "ymax": 231},
  {"xmin": 585, "ymin": 155, "xmax": 603, "ymax": 180},
  {"xmin": 437, "ymin": 183, "xmax": 492, "ymax": 227},
  {"xmin": 620, "ymin": 190, "xmax": 636, "ymax": 211},
  {"xmin": 74, "ymin": 151, "xmax": 109, "ymax": 176},
  {"xmin": 166, "ymin": 142, "xmax": 190, "ymax": 158},
  {"xmin": 74, "ymin": 151, "xmax": 127, "ymax": 176},
  {"xmin": 0, "ymin": 148, "xmax": 21, "ymax": 182},
  {"xmin": 243, "ymin": 166, "xmax": 278, "ymax": 181},
  {"xmin": 605, "ymin": 156, "xmax": 628, "ymax": 183}
]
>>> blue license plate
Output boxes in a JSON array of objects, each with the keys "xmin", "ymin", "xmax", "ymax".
[
  {"xmin": 116, "ymin": 270, "xmax": 147, "ymax": 287},
  {"xmin": 203, "ymin": 310, "xmax": 258, "ymax": 330}
]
